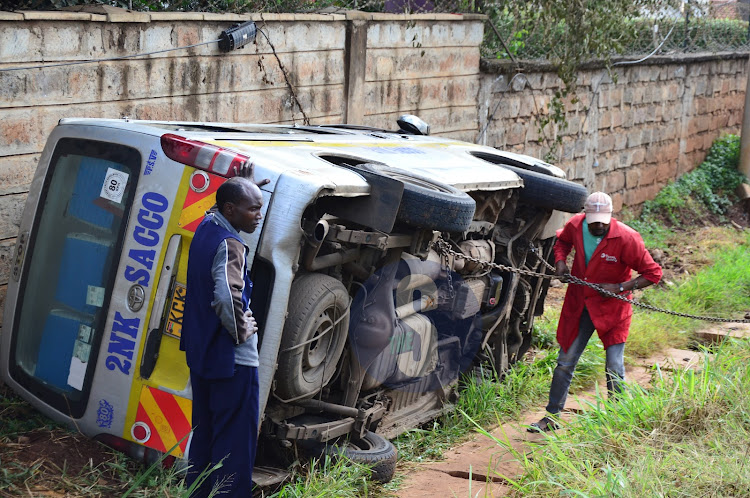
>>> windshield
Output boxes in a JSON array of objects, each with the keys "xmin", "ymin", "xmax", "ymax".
[{"xmin": 10, "ymin": 138, "xmax": 140, "ymax": 417}]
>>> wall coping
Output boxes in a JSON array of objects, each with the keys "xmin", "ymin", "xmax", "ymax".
[
  {"xmin": 481, "ymin": 51, "xmax": 750, "ymax": 74},
  {"xmin": 0, "ymin": 8, "xmax": 486, "ymax": 23}
]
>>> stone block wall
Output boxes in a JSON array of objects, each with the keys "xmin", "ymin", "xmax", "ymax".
[
  {"xmin": 0, "ymin": 10, "xmax": 485, "ymax": 323},
  {"xmin": 479, "ymin": 54, "xmax": 748, "ymax": 213}
]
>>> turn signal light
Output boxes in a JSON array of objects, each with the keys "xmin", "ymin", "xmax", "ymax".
[{"xmin": 160, "ymin": 133, "xmax": 247, "ymax": 177}]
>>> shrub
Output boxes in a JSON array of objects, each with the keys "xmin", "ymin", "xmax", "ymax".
[{"xmin": 634, "ymin": 134, "xmax": 745, "ymax": 227}]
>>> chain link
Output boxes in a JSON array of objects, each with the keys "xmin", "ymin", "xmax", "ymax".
[{"xmin": 433, "ymin": 237, "xmax": 750, "ymax": 324}]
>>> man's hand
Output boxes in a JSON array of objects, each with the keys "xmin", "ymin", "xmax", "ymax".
[
  {"xmin": 555, "ymin": 261, "xmax": 569, "ymax": 278},
  {"xmin": 597, "ymin": 283, "xmax": 623, "ymax": 296},
  {"xmin": 243, "ymin": 309, "xmax": 259, "ymax": 336},
  {"xmin": 232, "ymin": 161, "xmax": 270, "ymax": 187}
]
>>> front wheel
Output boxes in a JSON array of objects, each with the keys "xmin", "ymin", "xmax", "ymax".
[
  {"xmin": 322, "ymin": 431, "xmax": 397, "ymax": 483},
  {"xmin": 356, "ymin": 163, "xmax": 476, "ymax": 232},
  {"xmin": 499, "ymin": 164, "xmax": 588, "ymax": 213}
]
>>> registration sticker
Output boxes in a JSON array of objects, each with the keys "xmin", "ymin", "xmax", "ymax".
[
  {"xmin": 86, "ymin": 285, "xmax": 105, "ymax": 307},
  {"xmin": 78, "ymin": 324, "xmax": 93, "ymax": 343},
  {"xmin": 73, "ymin": 339, "xmax": 91, "ymax": 362},
  {"xmin": 165, "ymin": 283, "xmax": 186, "ymax": 338},
  {"xmin": 100, "ymin": 167, "xmax": 129, "ymax": 203}
]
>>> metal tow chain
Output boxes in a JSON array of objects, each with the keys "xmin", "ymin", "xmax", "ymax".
[{"xmin": 433, "ymin": 237, "xmax": 750, "ymax": 324}]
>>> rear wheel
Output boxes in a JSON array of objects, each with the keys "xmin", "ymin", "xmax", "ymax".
[{"xmin": 357, "ymin": 163, "xmax": 476, "ymax": 232}]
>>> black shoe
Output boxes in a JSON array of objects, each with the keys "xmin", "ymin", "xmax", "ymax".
[{"xmin": 527, "ymin": 416, "xmax": 560, "ymax": 433}]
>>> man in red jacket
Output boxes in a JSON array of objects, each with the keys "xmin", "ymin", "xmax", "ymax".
[{"xmin": 529, "ymin": 192, "xmax": 662, "ymax": 432}]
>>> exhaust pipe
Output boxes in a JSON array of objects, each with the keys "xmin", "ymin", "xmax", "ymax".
[{"xmin": 303, "ymin": 220, "xmax": 329, "ymax": 271}]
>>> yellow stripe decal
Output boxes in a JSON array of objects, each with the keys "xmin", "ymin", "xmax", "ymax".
[{"xmin": 178, "ymin": 192, "xmax": 216, "ymax": 228}]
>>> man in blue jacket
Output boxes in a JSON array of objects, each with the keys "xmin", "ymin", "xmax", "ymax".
[{"xmin": 181, "ymin": 176, "xmax": 263, "ymax": 497}]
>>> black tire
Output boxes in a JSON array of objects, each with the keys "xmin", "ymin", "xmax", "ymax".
[
  {"xmin": 276, "ymin": 273, "xmax": 350, "ymax": 400},
  {"xmin": 500, "ymin": 164, "xmax": 588, "ymax": 213},
  {"xmin": 323, "ymin": 431, "xmax": 398, "ymax": 483},
  {"xmin": 357, "ymin": 163, "xmax": 476, "ymax": 232}
]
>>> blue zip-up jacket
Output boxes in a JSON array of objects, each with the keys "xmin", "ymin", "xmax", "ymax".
[{"xmin": 181, "ymin": 212, "xmax": 257, "ymax": 379}]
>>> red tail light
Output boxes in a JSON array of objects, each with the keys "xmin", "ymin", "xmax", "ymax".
[{"xmin": 160, "ymin": 133, "xmax": 247, "ymax": 177}]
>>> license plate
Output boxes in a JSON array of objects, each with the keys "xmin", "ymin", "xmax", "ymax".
[{"xmin": 164, "ymin": 283, "xmax": 186, "ymax": 339}]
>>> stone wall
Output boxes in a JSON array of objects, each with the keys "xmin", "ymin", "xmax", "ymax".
[
  {"xmin": 0, "ymin": 9, "xmax": 748, "ymax": 324},
  {"xmin": 361, "ymin": 18, "xmax": 483, "ymax": 142},
  {"xmin": 479, "ymin": 54, "xmax": 749, "ymax": 213},
  {"xmin": 0, "ymin": 10, "xmax": 485, "ymax": 321}
]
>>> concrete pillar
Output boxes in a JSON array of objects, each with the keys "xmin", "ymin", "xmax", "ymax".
[{"xmin": 343, "ymin": 12, "xmax": 368, "ymax": 125}]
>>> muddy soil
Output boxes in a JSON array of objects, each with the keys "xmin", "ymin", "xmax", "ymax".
[{"xmin": 0, "ymin": 394, "xmax": 128, "ymax": 496}]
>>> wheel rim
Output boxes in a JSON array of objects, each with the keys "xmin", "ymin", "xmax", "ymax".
[
  {"xmin": 345, "ymin": 436, "xmax": 374, "ymax": 451},
  {"xmin": 303, "ymin": 311, "xmax": 334, "ymax": 371}
]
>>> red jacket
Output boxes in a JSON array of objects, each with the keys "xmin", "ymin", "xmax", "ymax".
[{"xmin": 554, "ymin": 213, "xmax": 662, "ymax": 352}]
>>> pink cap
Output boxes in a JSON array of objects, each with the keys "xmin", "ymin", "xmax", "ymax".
[{"xmin": 584, "ymin": 191, "xmax": 612, "ymax": 224}]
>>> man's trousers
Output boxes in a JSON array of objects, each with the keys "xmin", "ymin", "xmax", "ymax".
[
  {"xmin": 546, "ymin": 309, "xmax": 626, "ymax": 415},
  {"xmin": 187, "ymin": 365, "xmax": 259, "ymax": 497}
]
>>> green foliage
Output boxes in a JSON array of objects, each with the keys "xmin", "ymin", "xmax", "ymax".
[
  {"xmin": 629, "ymin": 134, "xmax": 745, "ymax": 237},
  {"xmin": 483, "ymin": 0, "xmax": 683, "ymax": 158},
  {"xmin": 3, "ymin": 0, "xmax": 349, "ymax": 13},
  {"xmin": 485, "ymin": 4, "xmax": 749, "ymax": 63},
  {"xmin": 625, "ymin": 131, "xmax": 749, "ymax": 357},
  {"xmin": 129, "ymin": 0, "xmax": 344, "ymax": 13},
  {"xmin": 531, "ymin": 308, "xmax": 559, "ymax": 350},
  {"xmin": 627, "ymin": 17, "xmax": 750, "ymax": 53}
]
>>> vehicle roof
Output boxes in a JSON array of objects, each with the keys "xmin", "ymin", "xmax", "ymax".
[{"xmin": 58, "ymin": 118, "xmax": 539, "ymax": 193}]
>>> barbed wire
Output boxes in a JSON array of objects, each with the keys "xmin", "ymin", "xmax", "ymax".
[{"xmin": 4, "ymin": 1, "xmax": 749, "ymax": 60}]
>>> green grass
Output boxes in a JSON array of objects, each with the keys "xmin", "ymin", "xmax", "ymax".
[
  {"xmin": 394, "ymin": 330, "xmax": 604, "ymax": 465},
  {"xmin": 266, "ymin": 456, "xmax": 373, "ymax": 498},
  {"xmin": 626, "ymin": 232, "xmax": 750, "ymax": 358},
  {"xmin": 4, "ymin": 135, "xmax": 747, "ymax": 497},
  {"xmin": 0, "ymin": 384, "xmax": 192, "ymax": 497},
  {"xmin": 387, "ymin": 222, "xmax": 750, "ymax": 492},
  {"xmin": 478, "ymin": 339, "xmax": 750, "ymax": 496}
]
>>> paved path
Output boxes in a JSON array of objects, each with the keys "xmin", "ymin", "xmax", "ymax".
[{"xmin": 395, "ymin": 347, "xmax": 707, "ymax": 498}]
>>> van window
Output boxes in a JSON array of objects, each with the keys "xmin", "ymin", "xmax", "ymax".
[{"xmin": 10, "ymin": 138, "xmax": 140, "ymax": 417}]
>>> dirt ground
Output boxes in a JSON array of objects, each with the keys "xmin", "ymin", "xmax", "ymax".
[
  {"xmin": 0, "ymin": 395, "xmax": 126, "ymax": 496},
  {"xmin": 1, "ymin": 344, "xmax": 725, "ymax": 498}
]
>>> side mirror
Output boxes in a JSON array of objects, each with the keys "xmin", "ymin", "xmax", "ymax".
[{"xmin": 397, "ymin": 115, "xmax": 430, "ymax": 136}]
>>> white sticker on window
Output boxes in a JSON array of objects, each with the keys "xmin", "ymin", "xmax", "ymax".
[
  {"xmin": 67, "ymin": 356, "xmax": 86, "ymax": 391},
  {"xmin": 78, "ymin": 324, "xmax": 93, "ymax": 343},
  {"xmin": 73, "ymin": 339, "xmax": 91, "ymax": 362},
  {"xmin": 86, "ymin": 285, "xmax": 105, "ymax": 307},
  {"xmin": 100, "ymin": 167, "xmax": 129, "ymax": 203}
]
